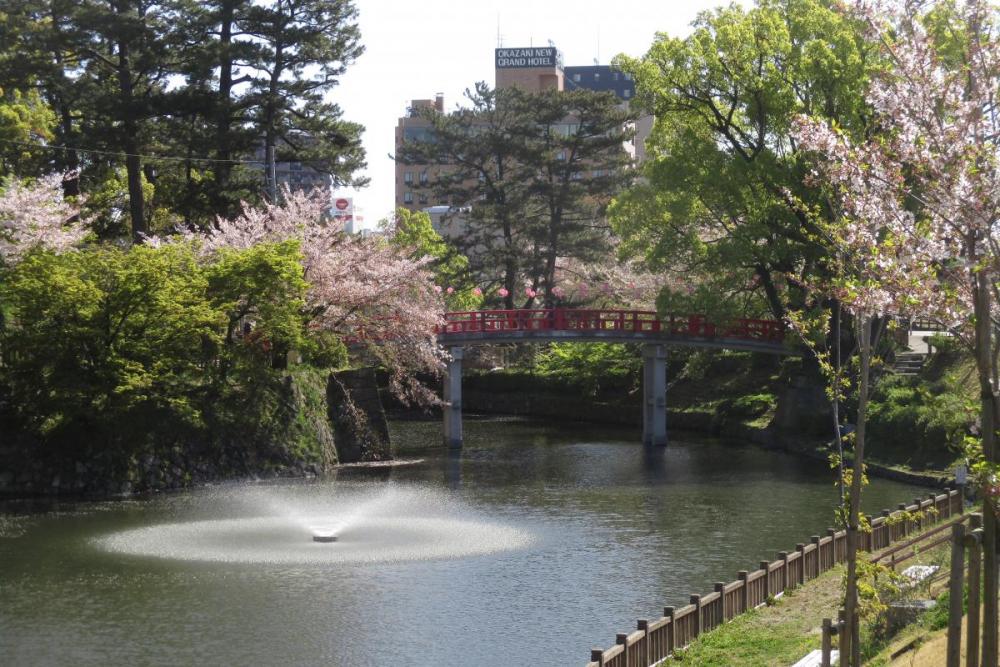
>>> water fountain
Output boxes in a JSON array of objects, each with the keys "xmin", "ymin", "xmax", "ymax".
[{"xmin": 93, "ymin": 483, "xmax": 532, "ymax": 565}]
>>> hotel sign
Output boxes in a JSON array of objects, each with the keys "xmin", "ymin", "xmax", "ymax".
[{"xmin": 495, "ymin": 47, "xmax": 560, "ymax": 69}]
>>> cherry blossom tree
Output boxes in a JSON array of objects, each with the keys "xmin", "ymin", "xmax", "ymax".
[
  {"xmin": 182, "ymin": 187, "xmax": 446, "ymax": 404},
  {"xmin": 0, "ymin": 172, "xmax": 88, "ymax": 264},
  {"xmin": 794, "ymin": 1, "xmax": 1000, "ymax": 662}
]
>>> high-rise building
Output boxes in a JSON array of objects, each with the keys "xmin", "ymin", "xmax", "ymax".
[{"xmin": 394, "ymin": 45, "xmax": 651, "ymax": 231}]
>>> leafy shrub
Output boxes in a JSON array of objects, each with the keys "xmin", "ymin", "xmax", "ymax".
[
  {"xmin": 0, "ymin": 240, "xmax": 318, "ymax": 459},
  {"xmin": 534, "ymin": 342, "xmax": 641, "ymax": 398},
  {"xmin": 866, "ymin": 375, "xmax": 974, "ymax": 468}
]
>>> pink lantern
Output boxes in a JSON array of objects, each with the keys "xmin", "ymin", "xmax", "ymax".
[
  {"xmin": 498, "ymin": 287, "xmax": 509, "ymax": 297},
  {"xmin": 446, "ymin": 286, "xmax": 454, "ymax": 295}
]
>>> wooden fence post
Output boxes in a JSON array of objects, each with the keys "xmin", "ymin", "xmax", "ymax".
[
  {"xmin": 838, "ymin": 609, "xmax": 848, "ymax": 662},
  {"xmin": 590, "ymin": 648, "xmax": 603, "ymax": 666},
  {"xmin": 826, "ymin": 528, "xmax": 837, "ymax": 570},
  {"xmin": 899, "ymin": 503, "xmax": 910, "ymax": 537},
  {"xmin": 821, "ymin": 618, "xmax": 833, "ymax": 667},
  {"xmin": 760, "ymin": 561, "xmax": 771, "ymax": 599},
  {"xmin": 947, "ymin": 521, "xmax": 967, "ymax": 667},
  {"xmin": 811, "ymin": 535, "xmax": 821, "ymax": 577},
  {"xmin": 637, "ymin": 619, "xmax": 650, "ymax": 667},
  {"xmin": 779, "ymin": 551, "xmax": 789, "ymax": 591},
  {"xmin": 664, "ymin": 606, "xmax": 675, "ymax": 655},
  {"xmin": 690, "ymin": 595, "xmax": 701, "ymax": 638},
  {"xmin": 715, "ymin": 582, "xmax": 726, "ymax": 621},
  {"xmin": 737, "ymin": 571, "xmax": 749, "ymax": 613},
  {"xmin": 879, "ymin": 509, "xmax": 892, "ymax": 550},
  {"xmin": 967, "ymin": 513, "xmax": 983, "ymax": 667},
  {"xmin": 796, "ymin": 545, "xmax": 806, "ymax": 585},
  {"xmin": 943, "ymin": 487, "xmax": 953, "ymax": 518}
]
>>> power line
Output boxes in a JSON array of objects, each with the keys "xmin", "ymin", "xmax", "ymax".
[{"xmin": 0, "ymin": 137, "xmax": 265, "ymax": 166}]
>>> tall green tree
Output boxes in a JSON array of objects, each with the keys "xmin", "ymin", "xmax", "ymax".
[
  {"xmin": 72, "ymin": 0, "xmax": 178, "ymax": 241},
  {"xmin": 398, "ymin": 83, "xmax": 634, "ymax": 308},
  {"xmin": 524, "ymin": 89, "xmax": 635, "ymax": 305},
  {"xmin": 610, "ymin": 0, "xmax": 872, "ymax": 321},
  {"xmin": 241, "ymin": 0, "xmax": 366, "ymax": 201}
]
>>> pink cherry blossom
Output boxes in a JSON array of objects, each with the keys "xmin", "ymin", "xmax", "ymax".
[
  {"xmin": 177, "ymin": 186, "xmax": 445, "ymax": 404},
  {"xmin": 0, "ymin": 173, "xmax": 89, "ymax": 264}
]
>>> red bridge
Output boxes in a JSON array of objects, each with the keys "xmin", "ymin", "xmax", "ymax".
[
  {"xmin": 437, "ymin": 309, "xmax": 786, "ymax": 354},
  {"xmin": 436, "ymin": 309, "xmax": 787, "ymax": 449}
]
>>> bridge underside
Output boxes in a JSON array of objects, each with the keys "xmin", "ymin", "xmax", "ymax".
[
  {"xmin": 437, "ymin": 330, "xmax": 789, "ymax": 355},
  {"xmin": 437, "ymin": 309, "xmax": 790, "ymax": 448},
  {"xmin": 442, "ymin": 342, "xmax": 676, "ymax": 449}
]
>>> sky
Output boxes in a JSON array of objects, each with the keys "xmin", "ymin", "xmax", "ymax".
[{"xmin": 331, "ymin": 0, "xmax": 737, "ymax": 229}]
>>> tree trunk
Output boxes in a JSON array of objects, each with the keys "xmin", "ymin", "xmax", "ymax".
[
  {"xmin": 831, "ymin": 300, "xmax": 845, "ymax": 508},
  {"xmin": 756, "ymin": 264, "xmax": 787, "ymax": 322},
  {"xmin": 214, "ymin": 1, "xmax": 236, "ymax": 198},
  {"xmin": 844, "ymin": 314, "xmax": 872, "ymax": 666},
  {"xmin": 116, "ymin": 36, "xmax": 146, "ymax": 242},
  {"xmin": 974, "ymin": 267, "xmax": 999, "ymax": 667}
]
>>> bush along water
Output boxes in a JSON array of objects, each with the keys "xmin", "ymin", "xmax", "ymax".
[{"xmin": 0, "ymin": 242, "xmax": 337, "ymax": 496}]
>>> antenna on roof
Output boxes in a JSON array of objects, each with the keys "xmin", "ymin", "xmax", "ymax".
[
  {"xmin": 496, "ymin": 14, "xmax": 502, "ymax": 47},
  {"xmin": 596, "ymin": 26, "xmax": 601, "ymax": 64}
]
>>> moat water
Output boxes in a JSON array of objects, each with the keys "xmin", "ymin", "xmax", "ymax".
[{"xmin": 0, "ymin": 418, "xmax": 926, "ymax": 666}]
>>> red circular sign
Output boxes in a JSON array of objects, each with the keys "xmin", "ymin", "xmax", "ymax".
[{"xmin": 335, "ymin": 198, "xmax": 350, "ymax": 210}]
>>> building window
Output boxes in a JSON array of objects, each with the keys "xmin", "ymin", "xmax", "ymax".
[
  {"xmin": 404, "ymin": 171, "xmax": 413, "ymax": 184},
  {"xmin": 418, "ymin": 194, "xmax": 428, "ymax": 205},
  {"xmin": 403, "ymin": 192, "xmax": 413, "ymax": 204},
  {"xmin": 556, "ymin": 150, "xmax": 567, "ymax": 161},
  {"xmin": 573, "ymin": 73, "xmax": 581, "ymax": 82},
  {"xmin": 624, "ymin": 89, "xmax": 631, "ymax": 98},
  {"xmin": 419, "ymin": 171, "xmax": 429, "ymax": 185},
  {"xmin": 613, "ymin": 72, "xmax": 619, "ymax": 81},
  {"xmin": 594, "ymin": 72, "xmax": 600, "ymax": 81}
]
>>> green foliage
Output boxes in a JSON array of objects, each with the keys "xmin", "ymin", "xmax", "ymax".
[
  {"xmin": 611, "ymin": 0, "xmax": 872, "ymax": 320},
  {"xmin": 728, "ymin": 393, "xmax": 777, "ymax": 419},
  {"xmin": 866, "ymin": 374, "xmax": 974, "ymax": 469},
  {"xmin": 927, "ymin": 332, "xmax": 959, "ymax": 354},
  {"xmin": 534, "ymin": 342, "xmax": 641, "ymax": 398},
  {"xmin": 0, "ymin": 243, "xmax": 219, "ymax": 447},
  {"xmin": 0, "ymin": 239, "xmax": 340, "ymax": 461},
  {"xmin": 0, "ymin": 87, "xmax": 54, "ymax": 177},
  {"xmin": 388, "ymin": 208, "xmax": 482, "ymax": 311}
]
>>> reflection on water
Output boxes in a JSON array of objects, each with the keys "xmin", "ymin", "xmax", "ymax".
[{"xmin": 0, "ymin": 418, "xmax": 928, "ymax": 667}]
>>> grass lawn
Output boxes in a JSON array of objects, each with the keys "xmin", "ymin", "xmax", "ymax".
[
  {"xmin": 669, "ymin": 565, "xmax": 845, "ymax": 666},
  {"xmin": 667, "ymin": 520, "xmax": 956, "ymax": 666}
]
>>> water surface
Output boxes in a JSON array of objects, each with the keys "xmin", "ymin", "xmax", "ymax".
[{"xmin": 0, "ymin": 419, "xmax": 927, "ymax": 666}]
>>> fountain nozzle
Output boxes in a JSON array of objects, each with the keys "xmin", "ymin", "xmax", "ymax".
[{"xmin": 312, "ymin": 533, "xmax": 338, "ymax": 543}]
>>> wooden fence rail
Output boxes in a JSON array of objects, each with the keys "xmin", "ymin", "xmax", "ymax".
[{"xmin": 585, "ymin": 488, "xmax": 962, "ymax": 667}]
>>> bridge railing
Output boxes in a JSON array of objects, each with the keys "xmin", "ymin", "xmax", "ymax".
[{"xmin": 439, "ymin": 309, "xmax": 785, "ymax": 343}]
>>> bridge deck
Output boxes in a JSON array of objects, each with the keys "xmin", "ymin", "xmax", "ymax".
[{"xmin": 436, "ymin": 309, "xmax": 789, "ymax": 354}]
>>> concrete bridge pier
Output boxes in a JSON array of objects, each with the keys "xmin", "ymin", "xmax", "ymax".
[
  {"xmin": 642, "ymin": 344, "xmax": 668, "ymax": 446},
  {"xmin": 443, "ymin": 346, "xmax": 464, "ymax": 448}
]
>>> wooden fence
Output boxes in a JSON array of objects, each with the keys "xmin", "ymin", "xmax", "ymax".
[{"xmin": 586, "ymin": 489, "xmax": 962, "ymax": 667}]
